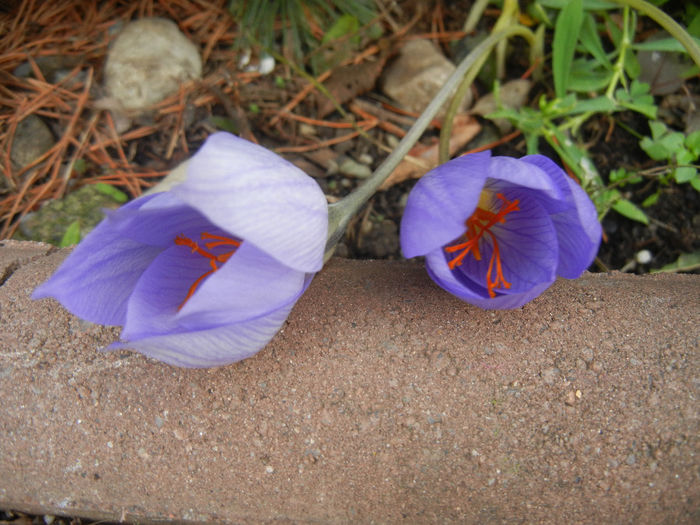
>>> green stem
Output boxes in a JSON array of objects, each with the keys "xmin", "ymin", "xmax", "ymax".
[
  {"xmin": 439, "ymin": 26, "xmax": 535, "ymax": 164},
  {"xmin": 324, "ymin": 26, "xmax": 536, "ymax": 260},
  {"xmin": 609, "ymin": 0, "xmax": 700, "ymax": 67}
]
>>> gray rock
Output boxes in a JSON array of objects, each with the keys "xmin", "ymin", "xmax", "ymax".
[
  {"xmin": 381, "ymin": 39, "xmax": 472, "ymax": 119},
  {"xmin": 10, "ymin": 114, "xmax": 55, "ymax": 170},
  {"xmin": 104, "ymin": 17, "xmax": 202, "ymax": 113}
]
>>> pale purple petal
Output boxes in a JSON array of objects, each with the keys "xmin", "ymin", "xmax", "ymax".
[
  {"xmin": 176, "ymin": 242, "xmax": 305, "ymax": 328},
  {"xmin": 400, "ymin": 151, "xmax": 491, "ymax": 257},
  {"xmin": 171, "ymin": 133, "xmax": 327, "ymax": 273},
  {"xmin": 108, "ymin": 192, "xmax": 215, "ymax": 248},
  {"xmin": 521, "ymin": 155, "xmax": 601, "ymax": 277},
  {"xmin": 119, "ymin": 244, "xmax": 212, "ymax": 340},
  {"xmin": 107, "ymin": 301, "xmax": 297, "ymax": 368},
  {"xmin": 121, "ymin": 240, "xmax": 305, "ymax": 342},
  {"xmin": 31, "ymin": 197, "xmax": 164, "ymax": 326}
]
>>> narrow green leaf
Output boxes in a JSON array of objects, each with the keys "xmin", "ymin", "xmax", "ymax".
[
  {"xmin": 612, "ymin": 198, "xmax": 649, "ymax": 224},
  {"xmin": 95, "ymin": 182, "xmax": 128, "ymax": 203},
  {"xmin": 538, "ymin": 0, "xmax": 616, "ymax": 9},
  {"xmin": 59, "ymin": 220, "xmax": 82, "ymax": 247},
  {"xmin": 642, "ymin": 192, "xmax": 659, "ymax": 207},
  {"xmin": 564, "ymin": 96, "xmax": 617, "ymax": 115},
  {"xmin": 553, "ymin": 0, "xmax": 584, "ymax": 99},
  {"xmin": 651, "ymin": 251, "xmax": 700, "ymax": 273},
  {"xmin": 631, "ymin": 36, "xmax": 700, "ymax": 53},
  {"xmin": 579, "ymin": 13, "xmax": 611, "ymax": 67},
  {"xmin": 322, "ymin": 14, "xmax": 359, "ymax": 44}
]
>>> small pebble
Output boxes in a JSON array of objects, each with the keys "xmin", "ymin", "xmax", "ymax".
[
  {"xmin": 358, "ymin": 153, "xmax": 373, "ymax": 165},
  {"xmin": 541, "ymin": 367, "xmax": 560, "ymax": 385},
  {"xmin": 339, "ymin": 158, "xmax": 372, "ymax": 179},
  {"xmin": 636, "ymin": 249, "xmax": 652, "ymax": 264},
  {"xmin": 565, "ymin": 391, "xmax": 577, "ymax": 406}
]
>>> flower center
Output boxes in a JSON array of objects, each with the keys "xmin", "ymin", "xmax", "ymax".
[
  {"xmin": 444, "ymin": 192, "xmax": 520, "ymax": 298},
  {"xmin": 174, "ymin": 232, "xmax": 241, "ymax": 310}
]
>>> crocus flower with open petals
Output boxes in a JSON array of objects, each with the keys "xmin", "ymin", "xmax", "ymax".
[
  {"xmin": 400, "ymin": 150, "xmax": 601, "ymax": 309},
  {"xmin": 33, "ymin": 132, "xmax": 328, "ymax": 367}
]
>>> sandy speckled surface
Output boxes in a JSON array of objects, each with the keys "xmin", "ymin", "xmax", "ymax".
[{"xmin": 0, "ymin": 241, "xmax": 698, "ymax": 523}]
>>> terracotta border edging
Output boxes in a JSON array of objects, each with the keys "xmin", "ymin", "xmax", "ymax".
[{"xmin": 1, "ymin": 240, "xmax": 698, "ymax": 523}]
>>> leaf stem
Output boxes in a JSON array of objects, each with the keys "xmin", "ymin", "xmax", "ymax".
[
  {"xmin": 324, "ymin": 26, "xmax": 537, "ymax": 260},
  {"xmin": 609, "ymin": 0, "xmax": 700, "ymax": 67}
]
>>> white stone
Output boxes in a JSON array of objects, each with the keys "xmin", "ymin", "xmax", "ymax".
[{"xmin": 104, "ymin": 17, "xmax": 202, "ymax": 113}]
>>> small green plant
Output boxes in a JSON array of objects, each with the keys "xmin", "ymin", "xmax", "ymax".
[
  {"xmin": 640, "ymin": 121, "xmax": 700, "ymax": 189},
  {"xmin": 484, "ymin": 0, "xmax": 700, "ymax": 227},
  {"xmin": 229, "ymin": 0, "xmax": 379, "ymax": 72}
]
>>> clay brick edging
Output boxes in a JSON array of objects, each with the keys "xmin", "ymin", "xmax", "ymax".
[{"xmin": 1, "ymin": 240, "xmax": 698, "ymax": 523}]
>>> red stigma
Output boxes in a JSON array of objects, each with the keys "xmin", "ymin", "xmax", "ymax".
[
  {"xmin": 174, "ymin": 232, "xmax": 241, "ymax": 310},
  {"xmin": 444, "ymin": 193, "xmax": 520, "ymax": 298}
]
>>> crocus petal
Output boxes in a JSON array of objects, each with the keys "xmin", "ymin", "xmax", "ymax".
[
  {"xmin": 108, "ymin": 301, "xmax": 297, "ymax": 368},
  {"xmin": 119, "ymin": 243, "xmax": 214, "ymax": 340},
  {"xmin": 425, "ymin": 250, "xmax": 553, "ymax": 309},
  {"xmin": 401, "ymin": 151, "xmax": 602, "ymax": 310},
  {"xmin": 401, "ymin": 151, "xmax": 491, "ymax": 257},
  {"xmin": 107, "ymin": 192, "xmax": 217, "ymax": 249},
  {"xmin": 521, "ymin": 155, "xmax": 601, "ymax": 278},
  {"xmin": 31, "ymin": 196, "xmax": 164, "ymax": 326},
  {"xmin": 171, "ymin": 133, "xmax": 328, "ymax": 273},
  {"xmin": 176, "ymin": 241, "xmax": 306, "ymax": 328},
  {"xmin": 486, "ymin": 156, "xmax": 565, "ymax": 209},
  {"xmin": 453, "ymin": 190, "xmax": 558, "ymax": 294}
]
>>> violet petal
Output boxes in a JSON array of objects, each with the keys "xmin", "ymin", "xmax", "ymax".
[
  {"xmin": 521, "ymin": 155, "xmax": 602, "ymax": 277},
  {"xmin": 401, "ymin": 151, "xmax": 491, "ymax": 257},
  {"xmin": 425, "ymin": 250, "xmax": 554, "ymax": 309},
  {"xmin": 452, "ymin": 189, "xmax": 558, "ymax": 294}
]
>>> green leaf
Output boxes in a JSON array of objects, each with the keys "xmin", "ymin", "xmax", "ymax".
[
  {"xmin": 579, "ymin": 13, "xmax": 611, "ymax": 67},
  {"xmin": 210, "ymin": 116, "xmax": 240, "ymax": 134},
  {"xmin": 612, "ymin": 198, "xmax": 649, "ymax": 224},
  {"xmin": 568, "ymin": 63, "xmax": 612, "ymax": 92},
  {"xmin": 690, "ymin": 175, "xmax": 700, "ymax": 191},
  {"xmin": 685, "ymin": 130, "xmax": 700, "ymax": 155},
  {"xmin": 648, "ymin": 120, "xmax": 667, "ymax": 140},
  {"xmin": 640, "ymin": 136, "xmax": 669, "ymax": 161},
  {"xmin": 322, "ymin": 14, "xmax": 359, "ymax": 44},
  {"xmin": 59, "ymin": 220, "xmax": 82, "ymax": 247},
  {"xmin": 538, "ymin": 0, "xmax": 617, "ymax": 9},
  {"xmin": 659, "ymin": 131, "xmax": 685, "ymax": 154},
  {"xmin": 623, "ymin": 49, "xmax": 641, "ymax": 79},
  {"xmin": 651, "ymin": 250, "xmax": 700, "ymax": 273},
  {"xmin": 674, "ymin": 166, "xmax": 697, "ymax": 183},
  {"xmin": 552, "ymin": 0, "xmax": 583, "ymax": 99},
  {"xmin": 95, "ymin": 182, "xmax": 128, "ymax": 203},
  {"xmin": 565, "ymin": 95, "xmax": 617, "ymax": 114},
  {"xmin": 631, "ymin": 36, "xmax": 700, "ymax": 53},
  {"xmin": 642, "ymin": 192, "xmax": 659, "ymax": 207}
]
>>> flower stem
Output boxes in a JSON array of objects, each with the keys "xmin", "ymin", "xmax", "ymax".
[
  {"xmin": 609, "ymin": 0, "xmax": 700, "ymax": 66},
  {"xmin": 324, "ymin": 26, "xmax": 536, "ymax": 260}
]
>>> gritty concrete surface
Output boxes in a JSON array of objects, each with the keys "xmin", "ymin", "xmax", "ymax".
[{"xmin": 0, "ymin": 240, "xmax": 698, "ymax": 524}]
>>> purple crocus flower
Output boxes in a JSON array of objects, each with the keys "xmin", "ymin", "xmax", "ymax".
[
  {"xmin": 400, "ymin": 150, "xmax": 601, "ymax": 309},
  {"xmin": 33, "ymin": 132, "xmax": 328, "ymax": 367}
]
